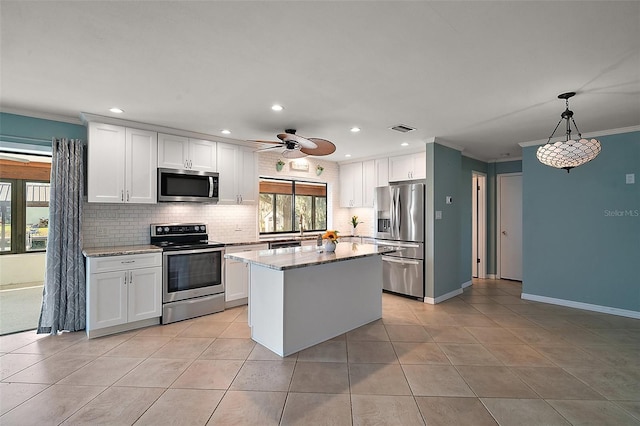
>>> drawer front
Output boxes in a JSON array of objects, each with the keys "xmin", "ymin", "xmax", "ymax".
[{"xmin": 89, "ymin": 253, "xmax": 162, "ymax": 273}]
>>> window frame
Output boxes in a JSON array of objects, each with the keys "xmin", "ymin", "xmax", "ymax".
[
  {"xmin": 0, "ymin": 152, "xmax": 51, "ymax": 255},
  {"xmin": 259, "ymin": 177, "xmax": 327, "ymax": 235}
]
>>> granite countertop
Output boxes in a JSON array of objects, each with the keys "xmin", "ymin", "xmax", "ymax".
[
  {"xmin": 82, "ymin": 245, "xmax": 163, "ymax": 257},
  {"xmin": 224, "ymin": 243, "xmax": 395, "ymax": 271},
  {"xmin": 222, "ymin": 234, "xmax": 376, "ymax": 246}
]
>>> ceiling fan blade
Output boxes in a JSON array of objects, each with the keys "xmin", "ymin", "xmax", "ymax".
[
  {"xmin": 301, "ymin": 138, "xmax": 336, "ymax": 156},
  {"xmin": 277, "ymin": 133, "xmax": 317, "ymax": 149},
  {"xmin": 249, "ymin": 139, "xmax": 282, "ymax": 145},
  {"xmin": 255, "ymin": 145, "xmax": 284, "ymax": 153}
]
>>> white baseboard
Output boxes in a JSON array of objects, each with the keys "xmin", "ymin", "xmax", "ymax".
[
  {"xmin": 487, "ymin": 274, "xmax": 497, "ymax": 279},
  {"xmin": 521, "ymin": 293, "xmax": 640, "ymax": 319},
  {"xmin": 461, "ymin": 280, "xmax": 473, "ymax": 289},
  {"xmin": 425, "ymin": 288, "xmax": 463, "ymax": 305}
]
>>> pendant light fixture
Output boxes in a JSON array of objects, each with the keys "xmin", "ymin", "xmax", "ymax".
[{"xmin": 536, "ymin": 92, "xmax": 601, "ymax": 172}]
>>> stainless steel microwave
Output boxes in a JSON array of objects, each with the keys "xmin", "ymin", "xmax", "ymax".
[{"xmin": 158, "ymin": 168, "xmax": 219, "ymax": 203}]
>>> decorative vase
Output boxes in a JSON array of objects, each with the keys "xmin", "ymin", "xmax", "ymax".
[
  {"xmin": 276, "ymin": 162, "xmax": 284, "ymax": 172},
  {"xmin": 324, "ymin": 241, "xmax": 336, "ymax": 252},
  {"xmin": 352, "ymin": 226, "xmax": 357, "ymax": 236}
]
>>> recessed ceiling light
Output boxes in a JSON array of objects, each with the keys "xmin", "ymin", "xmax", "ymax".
[
  {"xmin": 350, "ymin": 127, "xmax": 361, "ymax": 133},
  {"xmin": 109, "ymin": 107, "xmax": 124, "ymax": 113},
  {"xmin": 345, "ymin": 154, "xmax": 352, "ymax": 158},
  {"xmin": 271, "ymin": 104, "xmax": 284, "ymax": 111},
  {"xmin": 221, "ymin": 129, "xmax": 231, "ymax": 135},
  {"xmin": 401, "ymin": 142, "xmax": 409, "ymax": 147}
]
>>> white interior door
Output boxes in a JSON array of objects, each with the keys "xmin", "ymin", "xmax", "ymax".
[
  {"xmin": 472, "ymin": 173, "xmax": 486, "ymax": 279},
  {"xmin": 498, "ymin": 173, "xmax": 522, "ymax": 281}
]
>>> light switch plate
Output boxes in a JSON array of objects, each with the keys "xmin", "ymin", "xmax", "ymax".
[
  {"xmin": 626, "ymin": 173, "xmax": 635, "ymax": 184},
  {"xmin": 435, "ymin": 211, "xmax": 442, "ymax": 220}
]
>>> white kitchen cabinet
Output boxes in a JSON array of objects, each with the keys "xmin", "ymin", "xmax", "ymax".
[
  {"xmin": 339, "ymin": 162, "xmax": 363, "ymax": 207},
  {"xmin": 225, "ymin": 244, "xmax": 268, "ymax": 307},
  {"xmin": 158, "ymin": 133, "xmax": 217, "ymax": 172},
  {"xmin": 86, "ymin": 252, "xmax": 162, "ymax": 338},
  {"xmin": 388, "ymin": 152, "xmax": 426, "ymax": 182},
  {"xmin": 362, "ymin": 160, "xmax": 376, "ymax": 207},
  {"xmin": 340, "ymin": 160, "xmax": 376, "ymax": 207},
  {"xmin": 217, "ymin": 143, "xmax": 257, "ymax": 204},
  {"xmin": 375, "ymin": 158, "xmax": 389, "ymax": 187},
  {"xmin": 87, "ymin": 123, "xmax": 158, "ymax": 204}
]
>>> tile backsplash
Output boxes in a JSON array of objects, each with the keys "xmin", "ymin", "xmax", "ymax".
[{"xmin": 82, "ymin": 202, "xmax": 257, "ymax": 247}]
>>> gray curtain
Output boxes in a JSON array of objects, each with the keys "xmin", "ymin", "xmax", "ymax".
[{"xmin": 38, "ymin": 138, "xmax": 85, "ymax": 334}]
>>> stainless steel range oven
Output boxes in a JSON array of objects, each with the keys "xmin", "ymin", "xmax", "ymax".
[{"xmin": 151, "ymin": 223, "xmax": 225, "ymax": 324}]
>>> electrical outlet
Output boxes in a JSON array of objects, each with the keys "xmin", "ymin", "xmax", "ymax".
[
  {"xmin": 96, "ymin": 227, "xmax": 109, "ymax": 237},
  {"xmin": 435, "ymin": 211, "xmax": 442, "ymax": 220},
  {"xmin": 626, "ymin": 173, "xmax": 635, "ymax": 184}
]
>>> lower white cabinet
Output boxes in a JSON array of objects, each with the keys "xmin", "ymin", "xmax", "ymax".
[
  {"xmin": 225, "ymin": 244, "xmax": 268, "ymax": 307},
  {"xmin": 86, "ymin": 252, "xmax": 162, "ymax": 338}
]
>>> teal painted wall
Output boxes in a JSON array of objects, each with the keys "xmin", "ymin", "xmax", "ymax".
[
  {"xmin": 460, "ymin": 156, "xmax": 488, "ymax": 284},
  {"xmin": 431, "ymin": 143, "xmax": 462, "ymax": 298},
  {"xmin": 0, "ymin": 113, "xmax": 86, "ymax": 152},
  {"xmin": 522, "ymin": 131, "xmax": 640, "ymax": 312},
  {"xmin": 487, "ymin": 160, "xmax": 522, "ymax": 274}
]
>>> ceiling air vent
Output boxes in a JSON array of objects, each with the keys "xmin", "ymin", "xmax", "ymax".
[{"xmin": 389, "ymin": 124, "xmax": 416, "ymax": 133}]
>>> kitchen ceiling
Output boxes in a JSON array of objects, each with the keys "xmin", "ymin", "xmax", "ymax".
[{"xmin": 1, "ymin": 1, "xmax": 638, "ymax": 162}]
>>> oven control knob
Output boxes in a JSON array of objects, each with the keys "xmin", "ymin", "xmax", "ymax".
[
  {"xmin": 194, "ymin": 225, "xmax": 200, "ymax": 231},
  {"xmin": 164, "ymin": 227, "xmax": 169, "ymax": 232},
  {"xmin": 156, "ymin": 227, "xmax": 163, "ymax": 234}
]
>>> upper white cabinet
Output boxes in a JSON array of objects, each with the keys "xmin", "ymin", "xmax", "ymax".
[
  {"xmin": 87, "ymin": 123, "xmax": 157, "ymax": 204},
  {"xmin": 340, "ymin": 162, "xmax": 363, "ymax": 208},
  {"xmin": 217, "ymin": 142, "xmax": 257, "ymax": 204},
  {"xmin": 375, "ymin": 158, "xmax": 389, "ymax": 187},
  {"xmin": 388, "ymin": 152, "xmax": 426, "ymax": 182},
  {"xmin": 158, "ymin": 133, "xmax": 217, "ymax": 172},
  {"xmin": 340, "ymin": 160, "xmax": 377, "ymax": 208}
]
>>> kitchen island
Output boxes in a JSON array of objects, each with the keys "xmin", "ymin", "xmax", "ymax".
[{"xmin": 225, "ymin": 243, "xmax": 391, "ymax": 357}]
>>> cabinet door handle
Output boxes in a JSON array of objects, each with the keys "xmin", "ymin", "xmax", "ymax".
[
  {"xmin": 121, "ymin": 190, "xmax": 124, "ymax": 202},
  {"xmin": 126, "ymin": 191, "xmax": 130, "ymax": 202},
  {"xmin": 121, "ymin": 260, "xmax": 136, "ymax": 264},
  {"xmin": 124, "ymin": 272, "xmax": 128, "ymax": 285},
  {"xmin": 129, "ymin": 271, "xmax": 133, "ymax": 285}
]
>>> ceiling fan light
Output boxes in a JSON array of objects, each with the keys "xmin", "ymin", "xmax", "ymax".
[{"xmin": 282, "ymin": 148, "xmax": 306, "ymax": 159}]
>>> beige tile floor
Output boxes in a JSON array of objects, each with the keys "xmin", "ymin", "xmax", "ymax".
[{"xmin": 1, "ymin": 279, "xmax": 639, "ymax": 425}]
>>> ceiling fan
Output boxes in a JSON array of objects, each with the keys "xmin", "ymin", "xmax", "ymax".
[{"xmin": 253, "ymin": 129, "xmax": 336, "ymax": 158}]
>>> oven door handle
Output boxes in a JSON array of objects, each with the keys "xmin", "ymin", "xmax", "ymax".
[
  {"xmin": 377, "ymin": 241, "xmax": 420, "ymax": 249},
  {"xmin": 163, "ymin": 247, "xmax": 225, "ymax": 256}
]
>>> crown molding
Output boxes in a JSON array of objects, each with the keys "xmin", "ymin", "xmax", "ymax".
[
  {"xmin": 80, "ymin": 112, "xmax": 253, "ymax": 147},
  {"xmin": 519, "ymin": 125, "xmax": 640, "ymax": 148},
  {"xmin": 0, "ymin": 107, "xmax": 83, "ymax": 125}
]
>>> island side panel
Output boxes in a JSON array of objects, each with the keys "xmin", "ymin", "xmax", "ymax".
[
  {"xmin": 249, "ymin": 265, "xmax": 286, "ymax": 356},
  {"xmin": 282, "ymin": 256, "xmax": 382, "ymax": 356}
]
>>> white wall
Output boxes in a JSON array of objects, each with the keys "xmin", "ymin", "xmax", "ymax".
[{"xmin": 0, "ymin": 253, "xmax": 46, "ymax": 285}]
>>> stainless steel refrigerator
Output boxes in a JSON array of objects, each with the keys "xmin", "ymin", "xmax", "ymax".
[{"xmin": 375, "ymin": 183, "xmax": 425, "ymax": 299}]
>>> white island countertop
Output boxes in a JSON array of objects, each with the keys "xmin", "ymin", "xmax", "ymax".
[{"xmin": 224, "ymin": 243, "xmax": 394, "ymax": 271}]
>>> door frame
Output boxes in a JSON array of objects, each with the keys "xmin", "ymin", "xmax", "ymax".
[
  {"xmin": 496, "ymin": 172, "xmax": 522, "ymax": 280},
  {"xmin": 472, "ymin": 172, "xmax": 487, "ymax": 279}
]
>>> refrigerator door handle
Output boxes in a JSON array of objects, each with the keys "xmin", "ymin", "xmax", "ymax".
[
  {"xmin": 377, "ymin": 241, "xmax": 420, "ymax": 249},
  {"xmin": 381, "ymin": 256, "xmax": 420, "ymax": 266}
]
